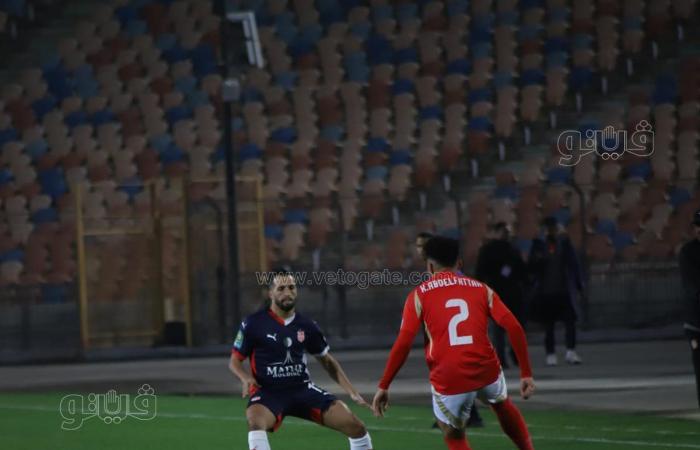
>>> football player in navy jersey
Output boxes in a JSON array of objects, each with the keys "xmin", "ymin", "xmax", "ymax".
[{"xmin": 229, "ymin": 271, "xmax": 374, "ymax": 450}]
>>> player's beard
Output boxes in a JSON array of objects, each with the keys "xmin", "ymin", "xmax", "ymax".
[{"xmin": 275, "ymin": 296, "xmax": 296, "ymax": 312}]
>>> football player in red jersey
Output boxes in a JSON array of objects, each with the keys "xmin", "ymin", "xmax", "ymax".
[{"xmin": 373, "ymin": 236, "xmax": 536, "ymax": 450}]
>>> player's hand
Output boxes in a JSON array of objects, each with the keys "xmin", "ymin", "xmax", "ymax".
[
  {"xmin": 371, "ymin": 389, "xmax": 390, "ymax": 418},
  {"xmin": 350, "ymin": 392, "xmax": 371, "ymax": 410},
  {"xmin": 241, "ymin": 375, "xmax": 260, "ymax": 398},
  {"xmin": 520, "ymin": 377, "xmax": 535, "ymax": 400}
]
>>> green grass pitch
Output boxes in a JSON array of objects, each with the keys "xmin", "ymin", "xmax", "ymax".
[{"xmin": 0, "ymin": 392, "xmax": 698, "ymax": 449}]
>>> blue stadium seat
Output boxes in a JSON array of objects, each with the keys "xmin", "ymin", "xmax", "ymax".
[
  {"xmin": 626, "ymin": 161, "xmax": 652, "ymax": 181},
  {"xmin": 350, "ymin": 21, "xmax": 371, "ymax": 39},
  {"xmin": 0, "ymin": 168, "xmax": 14, "ymax": 185},
  {"xmin": 275, "ymin": 72, "xmax": 298, "ymax": 91},
  {"xmin": 150, "ymin": 134, "xmax": 173, "ymax": 153},
  {"xmin": 118, "ymin": 178, "xmax": 143, "ymax": 200},
  {"xmin": 366, "ymin": 34, "xmax": 394, "ymax": 65},
  {"xmin": 38, "ymin": 167, "xmax": 68, "ymax": 199},
  {"xmin": 396, "ymin": 3, "xmax": 417, "ymax": 22},
  {"xmin": 546, "ymin": 167, "xmax": 572, "ymax": 184},
  {"xmin": 669, "ymin": 187, "xmax": 691, "ymax": 209},
  {"xmin": 186, "ymin": 90, "xmax": 210, "ymax": 108},
  {"xmin": 389, "ymin": 150, "xmax": 411, "ymax": 166},
  {"xmin": 270, "ymin": 127, "xmax": 297, "ymax": 144},
  {"xmin": 596, "ymin": 219, "xmax": 617, "ymax": 238},
  {"xmin": 0, "ymin": 248, "xmax": 24, "ymax": 263},
  {"xmin": 89, "ymin": 109, "xmax": 116, "ymax": 127},
  {"xmin": 569, "ymin": 66, "xmax": 593, "ymax": 90},
  {"xmin": 319, "ymin": 125, "xmax": 344, "ymax": 142},
  {"xmin": 165, "ymin": 105, "xmax": 193, "ymax": 125},
  {"xmin": 31, "ymin": 96, "xmax": 57, "ymax": 121},
  {"xmin": 468, "ymin": 116, "xmax": 492, "ymax": 131},
  {"xmin": 175, "ymin": 76, "xmax": 198, "ymax": 96},
  {"xmin": 64, "ymin": 110, "xmax": 88, "ymax": 129},
  {"xmin": 0, "ymin": 126, "xmax": 18, "ymax": 148},
  {"xmin": 468, "ymin": 88, "xmax": 492, "ymax": 104},
  {"xmin": 394, "ymin": 47, "xmax": 418, "ymax": 65},
  {"xmin": 25, "ymin": 139, "xmax": 48, "ymax": 160},
  {"xmin": 494, "ymin": 185, "xmax": 518, "ymax": 200},
  {"xmin": 115, "ymin": 5, "xmax": 139, "ymax": 25},
  {"xmin": 392, "ymin": 78, "xmax": 414, "ymax": 95},
  {"xmin": 366, "ymin": 137, "xmax": 389, "ymax": 152},
  {"xmin": 493, "ymin": 71, "xmax": 513, "ymax": 88},
  {"xmin": 419, "ymin": 105, "xmax": 443, "ymax": 121},
  {"xmin": 284, "ymin": 209, "xmax": 308, "ymax": 224},
  {"xmin": 612, "ymin": 231, "xmax": 635, "ymax": 251},
  {"xmin": 125, "ymin": 19, "xmax": 148, "ymax": 37},
  {"xmin": 31, "ymin": 207, "xmax": 59, "ymax": 224},
  {"xmin": 161, "ymin": 144, "xmax": 186, "ymax": 164},
  {"xmin": 156, "ymin": 34, "xmax": 178, "ymax": 51},
  {"xmin": 521, "ymin": 69, "xmax": 545, "ymax": 86},
  {"xmin": 447, "ymin": 58, "xmax": 471, "ymax": 75},
  {"xmin": 366, "ymin": 165, "xmax": 388, "ymax": 180},
  {"xmin": 239, "ymin": 143, "xmax": 263, "ymax": 161},
  {"xmin": 264, "ymin": 224, "xmax": 284, "ymax": 240}
]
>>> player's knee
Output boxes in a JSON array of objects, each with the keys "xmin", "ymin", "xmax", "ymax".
[
  {"xmin": 247, "ymin": 417, "xmax": 266, "ymax": 431},
  {"xmin": 442, "ymin": 424, "xmax": 464, "ymax": 441},
  {"xmin": 346, "ymin": 418, "xmax": 367, "ymax": 439},
  {"xmin": 246, "ymin": 410, "xmax": 270, "ymax": 431}
]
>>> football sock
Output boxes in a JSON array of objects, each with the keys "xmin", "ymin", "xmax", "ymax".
[
  {"xmin": 443, "ymin": 435, "xmax": 471, "ymax": 450},
  {"xmin": 248, "ymin": 430, "xmax": 271, "ymax": 450},
  {"xmin": 349, "ymin": 432, "xmax": 373, "ymax": 450},
  {"xmin": 492, "ymin": 399, "xmax": 534, "ymax": 450}
]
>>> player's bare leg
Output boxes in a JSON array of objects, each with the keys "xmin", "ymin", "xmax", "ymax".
[
  {"xmin": 490, "ymin": 399, "xmax": 534, "ymax": 450},
  {"xmin": 434, "ymin": 418, "xmax": 472, "ymax": 450},
  {"xmin": 246, "ymin": 404, "xmax": 277, "ymax": 450},
  {"xmin": 321, "ymin": 400, "xmax": 374, "ymax": 449}
]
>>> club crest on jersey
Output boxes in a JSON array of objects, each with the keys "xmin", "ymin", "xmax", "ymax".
[{"xmin": 297, "ymin": 330, "xmax": 305, "ymax": 343}]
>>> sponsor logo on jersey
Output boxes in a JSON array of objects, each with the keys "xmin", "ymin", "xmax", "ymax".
[
  {"xmin": 250, "ymin": 396, "xmax": 261, "ymax": 402},
  {"xmin": 266, "ymin": 364, "xmax": 305, "ymax": 378},
  {"xmin": 266, "ymin": 333, "xmax": 277, "ymax": 342},
  {"xmin": 233, "ymin": 330, "xmax": 244, "ymax": 349}
]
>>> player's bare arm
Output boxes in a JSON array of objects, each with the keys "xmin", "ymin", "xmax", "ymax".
[
  {"xmin": 229, "ymin": 353, "xmax": 259, "ymax": 398},
  {"xmin": 315, "ymin": 352, "xmax": 370, "ymax": 408},
  {"xmin": 487, "ymin": 286, "xmax": 537, "ymax": 400}
]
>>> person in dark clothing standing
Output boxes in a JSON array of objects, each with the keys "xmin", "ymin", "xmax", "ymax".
[
  {"xmin": 415, "ymin": 232, "xmax": 485, "ymax": 428},
  {"xmin": 528, "ymin": 217, "xmax": 585, "ymax": 366},
  {"xmin": 475, "ymin": 222, "xmax": 527, "ymax": 368},
  {"xmin": 679, "ymin": 209, "xmax": 700, "ymax": 408}
]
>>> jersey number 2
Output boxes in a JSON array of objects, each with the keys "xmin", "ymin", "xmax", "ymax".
[{"xmin": 446, "ymin": 299, "xmax": 473, "ymax": 346}]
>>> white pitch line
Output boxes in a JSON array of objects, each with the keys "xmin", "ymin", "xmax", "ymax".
[{"xmin": 1, "ymin": 404, "xmax": 700, "ymax": 449}]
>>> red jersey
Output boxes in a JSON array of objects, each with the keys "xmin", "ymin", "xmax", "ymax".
[{"xmin": 379, "ymin": 271, "xmax": 532, "ymax": 395}]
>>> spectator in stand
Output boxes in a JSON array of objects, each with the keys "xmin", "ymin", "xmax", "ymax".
[
  {"xmin": 528, "ymin": 217, "xmax": 585, "ymax": 366},
  {"xmin": 475, "ymin": 222, "xmax": 527, "ymax": 368},
  {"xmin": 679, "ymin": 209, "xmax": 700, "ymax": 408}
]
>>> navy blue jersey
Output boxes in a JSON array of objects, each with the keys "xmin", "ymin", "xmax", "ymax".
[{"xmin": 232, "ymin": 308, "xmax": 330, "ymax": 389}]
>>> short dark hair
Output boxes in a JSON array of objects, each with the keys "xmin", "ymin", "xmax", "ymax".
[
  {"xmin": 423, "ymin": 236, "xmax": 460, "ymax": 268},
  {"xmin": 269, "ymin": 266, "xmax": 294, "ymax": 288},
  {"xmin": 416, "ymin": 231, "xmax": 434, "ymax": 240},
  {"xmin": 491, "ymin": 222, "xmax": 507, "ymax": 232},
  {"xmin": 542, "ymin": 216, "xmax": 558, "ymax": 228}
]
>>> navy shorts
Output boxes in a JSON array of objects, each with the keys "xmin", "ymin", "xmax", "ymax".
[{"xmin": 247, "ymin": 382, "xmax": 337, "ymax": 431}]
